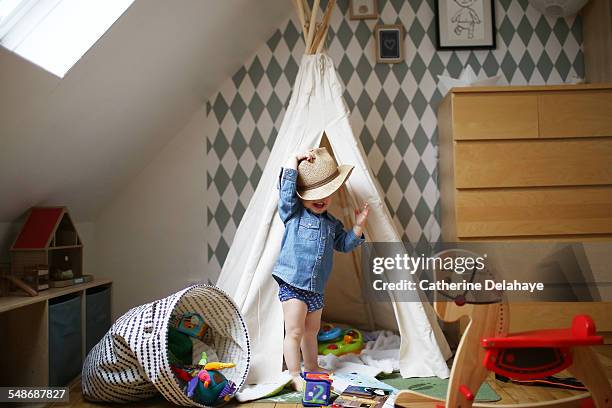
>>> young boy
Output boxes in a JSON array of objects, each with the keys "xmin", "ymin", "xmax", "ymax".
[{"xmin": 272, "ymin": 147, "xmax": 369, "ymax": 390}]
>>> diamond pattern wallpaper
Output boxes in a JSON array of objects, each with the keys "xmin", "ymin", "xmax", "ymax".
[{"xmin": 206, "ymin": 0, "xmax": 584, "ymax": 279}]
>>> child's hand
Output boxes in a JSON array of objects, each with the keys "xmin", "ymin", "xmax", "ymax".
[
  {"xmin": 285, "ymin": 150, "xmax": 315, "ymax": 169},
  {"xmin": 296, "ymin": 150, "xmax": 315, "ymax": 163},
  {"xmin": 354, "ymin": 202, "xmax": 370, "ymax": 227}
]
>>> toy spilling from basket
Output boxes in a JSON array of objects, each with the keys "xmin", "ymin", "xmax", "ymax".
[{"xmin": 168, "ymin": 312, "xmax": 237, "ymax": 406}]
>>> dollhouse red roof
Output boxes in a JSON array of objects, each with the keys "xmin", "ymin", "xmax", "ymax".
[{"xmin": 12, "ymin": 207, "xmax": 65, "ymax": 249}]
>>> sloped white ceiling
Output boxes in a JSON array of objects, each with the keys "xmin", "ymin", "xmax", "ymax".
[{"xmin": 0, "ymin": 0, "xmax": 292, "ymax": 222}]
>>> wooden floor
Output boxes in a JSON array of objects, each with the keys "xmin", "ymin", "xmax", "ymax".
[{"xmin": 50, "ymin": 346, "xmax": 612, "ymax": 408}]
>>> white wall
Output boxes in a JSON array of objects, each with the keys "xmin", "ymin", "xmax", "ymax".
[
  {"xmin": 93, "ymin": 106, "xmax": 210, "ymax": 317},
  {"xmin": 0, "ymin": 223, "xmax": 21, "ymax": 263},
  {"xmin": 0, "ymin": 0, "xmax": 291, "ymax": 317},
  {"xmin": 0, "ymin": 0, "xmax": 291, "ymax": 222}
]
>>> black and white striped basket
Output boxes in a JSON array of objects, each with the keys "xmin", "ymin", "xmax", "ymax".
[{"xmin": 81, "ymin": 285, "xmax": 250, "ymax": 407}]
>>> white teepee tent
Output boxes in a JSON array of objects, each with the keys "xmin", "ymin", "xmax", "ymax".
[{"xmin": 216, "ymin": 0, "xmax": 450, "ymax": 386}]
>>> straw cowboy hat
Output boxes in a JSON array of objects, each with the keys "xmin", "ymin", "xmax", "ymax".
[{"xmin": 297, "ymin": 147, "xmax": 354, "ymax": 201}]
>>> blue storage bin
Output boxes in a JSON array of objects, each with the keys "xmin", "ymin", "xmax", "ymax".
[
  {"xmin": 49, "ymin": 293, "xmax": 82, "ymax": 386},
  {"xmin": 85, "ymin": 286, "xmax": 111, "ymax": 354}
]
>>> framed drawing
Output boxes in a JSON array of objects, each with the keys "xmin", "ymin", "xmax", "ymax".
[
  {"xmin": 435, "ymin": 0, "xmax": 496, "ymax": 50},
  {"xmin": 349, "ymin": 0, "xmax": 378, "ymax": 20},
  {"xmin": 374, "ymin": 24, "xmax": 404, "ymax": 64}
]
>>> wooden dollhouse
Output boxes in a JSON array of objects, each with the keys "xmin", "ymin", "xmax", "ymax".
[{"xmin": 10, "ymin": 207, "xmax": 85, "ymax": 288}]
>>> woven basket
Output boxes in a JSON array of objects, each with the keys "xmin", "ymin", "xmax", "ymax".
[{"xmin": 82, "ymin": 285, "xmax": 250, "ymax": 407}]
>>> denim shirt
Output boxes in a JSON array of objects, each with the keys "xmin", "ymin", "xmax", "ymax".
[{"xmin": 272, "ymin": 168, "xmax": 365, "ymax": 295}]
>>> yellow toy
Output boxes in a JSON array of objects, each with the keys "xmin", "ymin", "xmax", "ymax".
[{"xmin": 204, "ymin": 362, "xmax": 235, "ymax": 371}]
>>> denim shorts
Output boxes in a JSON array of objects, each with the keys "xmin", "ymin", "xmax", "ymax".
[{"xmin": 278, "ymin": 281, "xmax": 324, "ymax": 312}]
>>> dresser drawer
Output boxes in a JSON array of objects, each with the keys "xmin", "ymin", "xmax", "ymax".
[
  {"xmin": 455, "ymin": 139, "xmax": 612, "ymax": 188},
  {"xmin": 452, "ymin": 93, "xmax": 539, "ymax": 140},
  {"xmin": 539, "ymin": 91, "xmax": 612, "ymax": 138},
  {"xmin": 456, "ymin": 187, "xmax": 612, "ymax": 237}
]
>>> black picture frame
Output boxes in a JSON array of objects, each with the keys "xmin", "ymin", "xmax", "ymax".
[
  {"xmin": 374, "ymin": 24, "xmax": 404, "ymax": 64},
  {"xmin": 434, "ymin": 0, "xmax": 496, "ymax": 50}
]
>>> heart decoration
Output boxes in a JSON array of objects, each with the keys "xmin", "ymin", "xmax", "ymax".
[{"xmin": 384, "ymin": 38, "xmax": 396, "ymax": 50}]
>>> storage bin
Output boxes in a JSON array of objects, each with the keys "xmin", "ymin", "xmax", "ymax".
[
  {"xmin": 49, "ymin": 293, "xmax": 82, "ymax": 386},
  {"xmin": 82, "ymin": 285, "xmax": 250, "ymax": 407},
  {"xmin": 85, "ymin": 286, "xmax": 111, "ymax": 354}
]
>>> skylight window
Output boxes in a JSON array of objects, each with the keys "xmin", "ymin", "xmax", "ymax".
[{"xmin": 0, "ymin": 0, "xmax": 134, "ymax": 78}]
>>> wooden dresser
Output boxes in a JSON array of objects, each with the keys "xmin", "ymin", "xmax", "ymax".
[{"xmin": 437, "ymin": 84, "xmax": 612, "ymax": 335}]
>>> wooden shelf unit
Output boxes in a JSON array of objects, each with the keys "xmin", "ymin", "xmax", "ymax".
[{"xmin": 0, "ymin": 278, "xmax": 112, "ymax": 387}]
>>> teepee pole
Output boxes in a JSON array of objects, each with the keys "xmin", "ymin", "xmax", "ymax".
[
  {"xmin": 313, "ymin": 0, "xmax": 336, "ymax": 53},
  {"xmin": 293, "ymin": 0, "xmax": 308, "ymax": 44},
  {"xmin": 301, "ymin": 0, "xmax": 311, "ymax": 21},
  {"xmin": 305, "ymin": 0, "xmax": 321, "ymax": 53},
  {"xmin": 315, "ymin": 27, "xmax": 328, "ymax": 53}
]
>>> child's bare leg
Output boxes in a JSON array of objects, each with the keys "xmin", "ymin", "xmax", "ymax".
[
  {"xmin": 282, "ymin": 299, "xmax": 307, "ymax": 390},
  {"xmin": 301, "ymin": 308, "xmax": 323, "ymax": 372}
]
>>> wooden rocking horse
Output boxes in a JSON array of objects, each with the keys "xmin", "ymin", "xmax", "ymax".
[{"xmin": 395, "ymin": 251, "xmax": 611, "ymax": 408}]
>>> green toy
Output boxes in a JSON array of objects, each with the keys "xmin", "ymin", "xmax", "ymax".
[
  {"xmin": 168, "ymin": 326, "xmax": 193, "ymax": 365},
  {"xmin": 198, "ymin": 352, "xmax": 208, "ymax": 366},
  {"xmin": 317, "ymin": 326, "xmax": 364, "ymax": 356}
]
